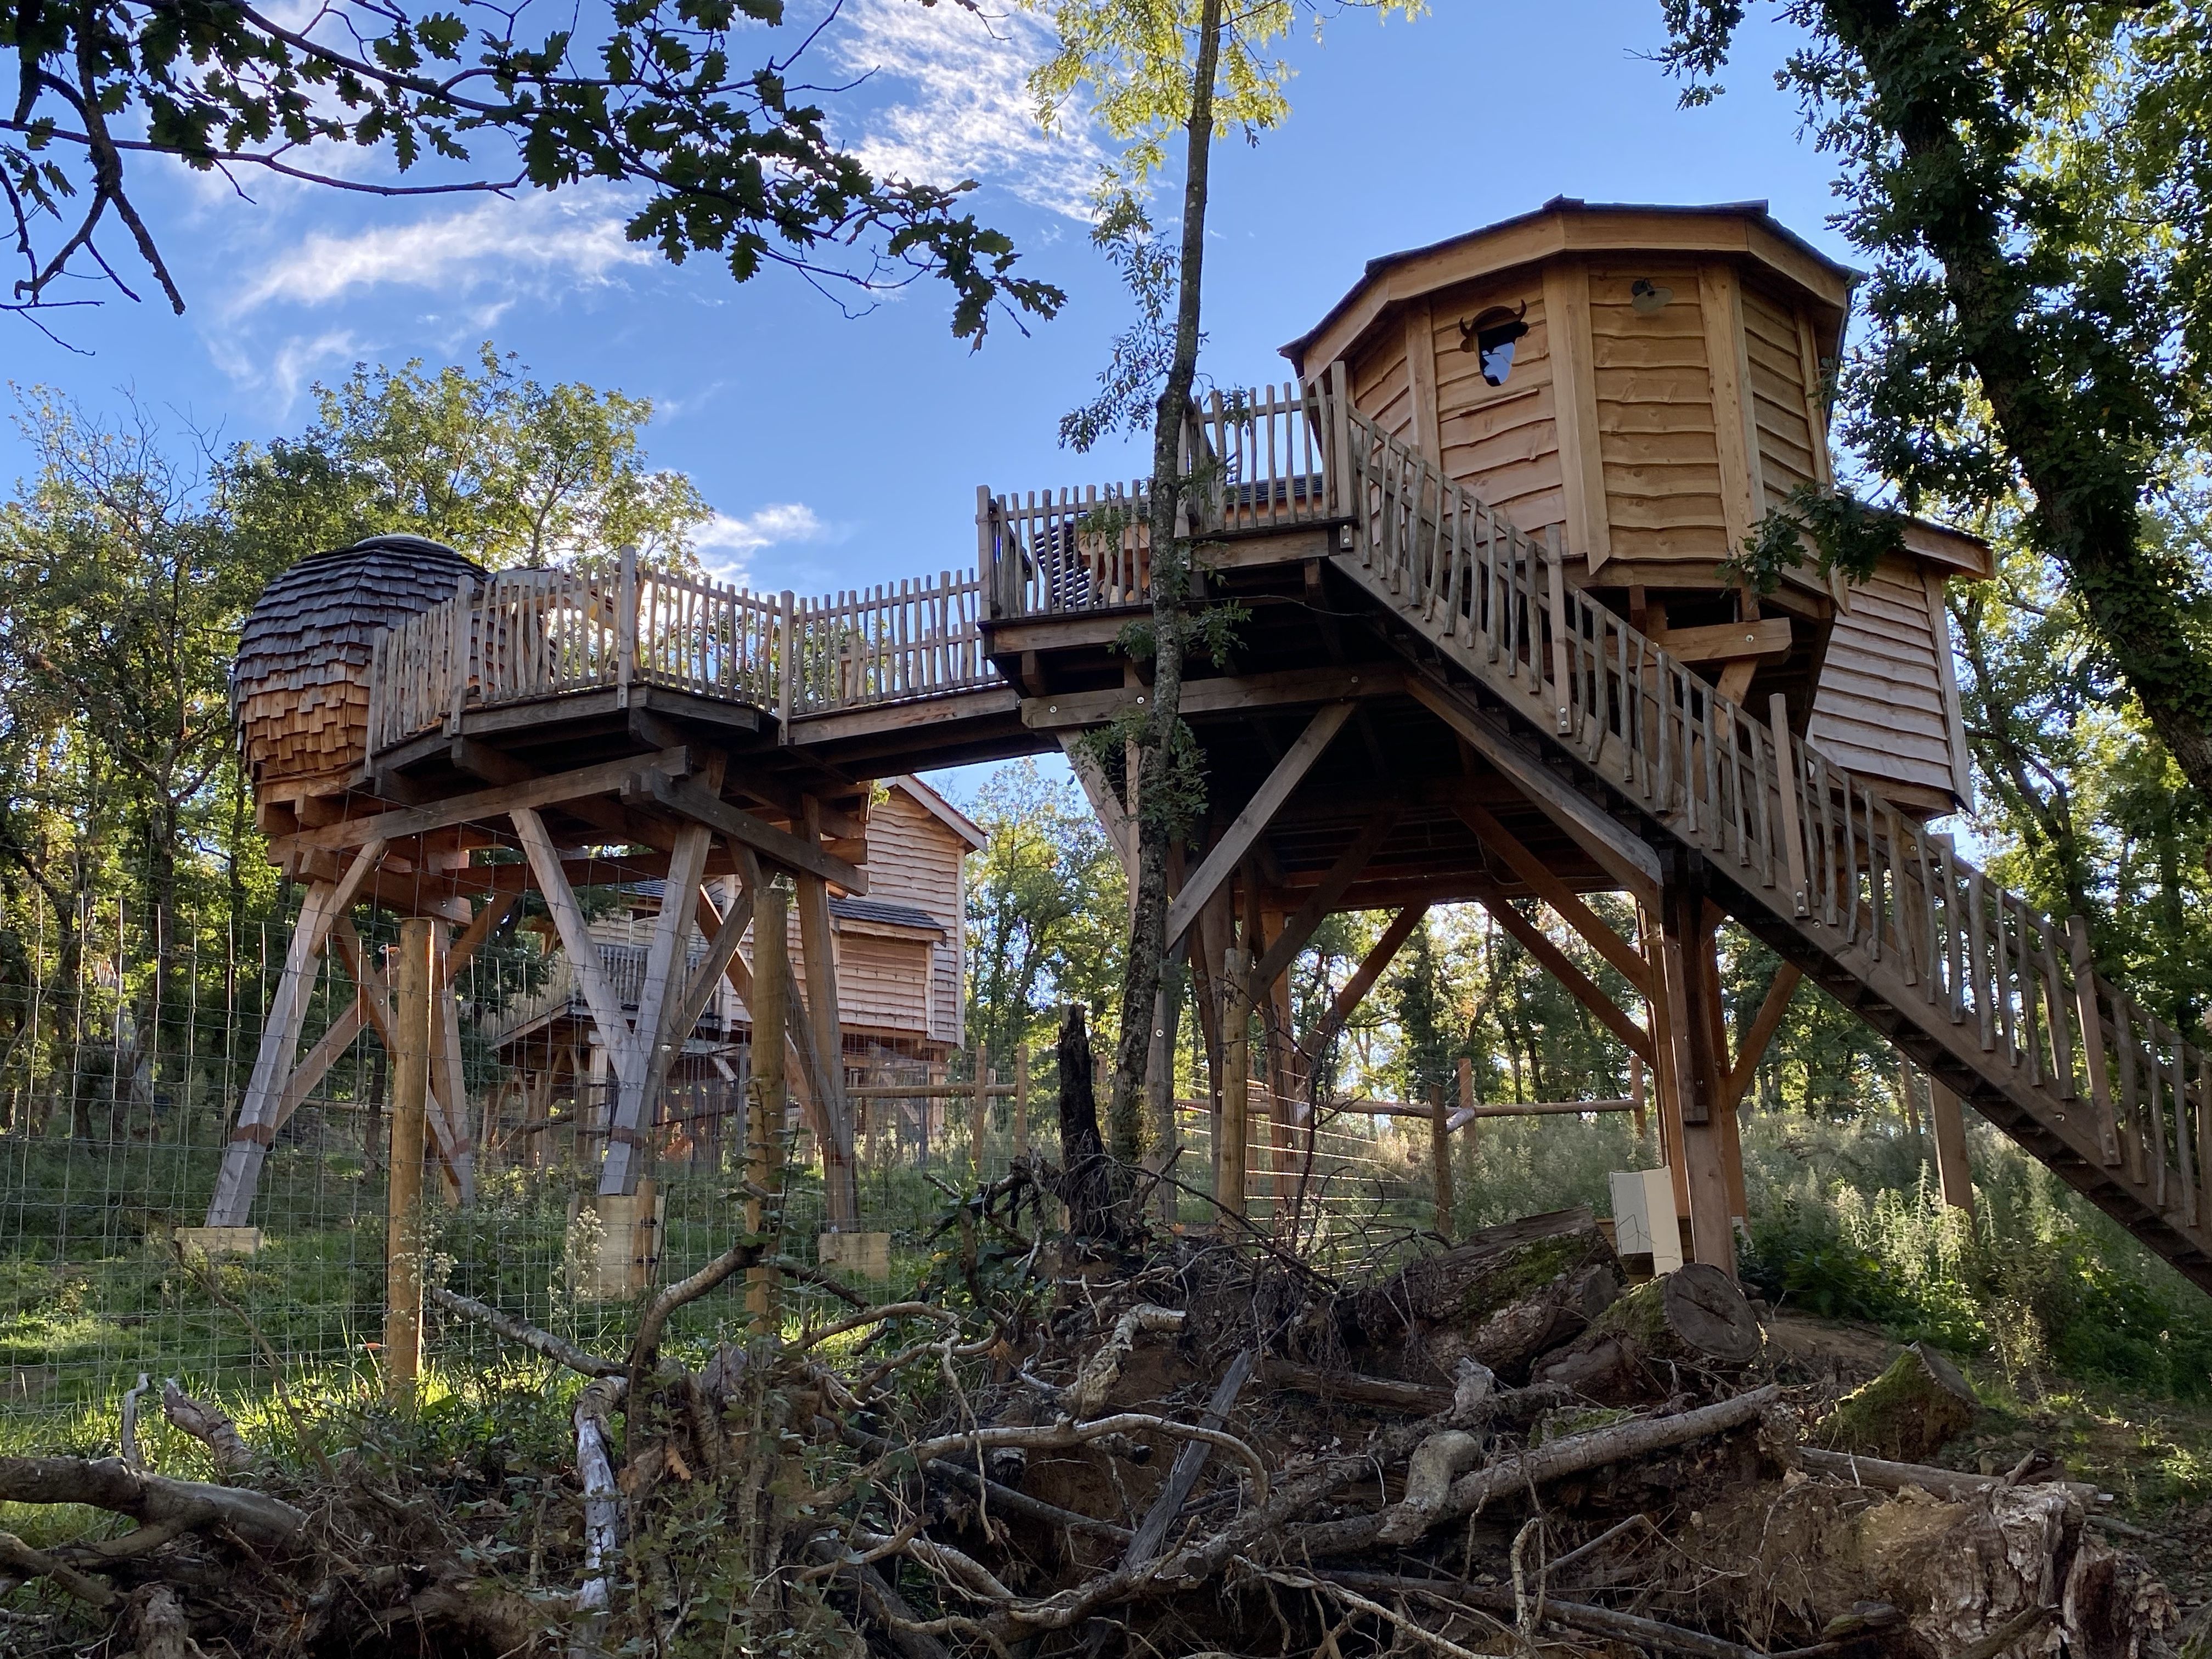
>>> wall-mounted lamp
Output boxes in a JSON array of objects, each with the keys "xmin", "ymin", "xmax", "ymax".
[{"xmin": 1631, "ymin": 279, "xmax": 1674, "ymax": 315}]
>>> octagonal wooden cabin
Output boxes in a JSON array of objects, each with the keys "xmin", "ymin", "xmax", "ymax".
[{"xmin": 1282, "ymin": 196, "xmax": 1991, "ymax": 816}]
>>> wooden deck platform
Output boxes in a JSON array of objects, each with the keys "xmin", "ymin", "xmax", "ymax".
[{"xmin": 254, "ymin": 370, "xmax": 2210, "ymax": 1293}]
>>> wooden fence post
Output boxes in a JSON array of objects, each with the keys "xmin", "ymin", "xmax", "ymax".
[
  {"xmin": 748, "ymin": 882, "xmax": 789, "ymax": 1329},
  {"xmin": 1430, "ymin": 1083, "xmax": 1453, "ymax": 1242},
  {"xmin": 385, "ymin": 918, "xmax": 433, "ymax": 1409},
  {"xmin": 1219, "ymin": 947, "xmax": 1249, "ymax": 1227}
]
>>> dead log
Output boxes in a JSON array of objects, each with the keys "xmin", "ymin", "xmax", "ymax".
[
  {"xmin": 1814, "ymin": 1343, "xmax": 1977, "ymax": 1463},
  {"xmin": 125, "ymin": 1584, "xmax": 196, "ymax": 1659},
  {"xmin": 1288, "ymin": 1383, "xmax": 1782, "ymax": 1556},
  {"xmin": 1531, "ymin": 1262, "xmax": 1759, "ymax": 1398},
  {"xmin": 0, "ymin": 1455, "xmax": 305, "ymax": 1543},
  {"xmin": 1263, "ymin": 1360, "xmax": 1454, "ymax": 1415},
  {"xmin": 1795, "ymin": 1446, "xmax": 2097, "ymax": 1503},
  {"xmin": 161, "ymin": 1382, "xmax": 252, "ymax": 1476},
  {"xmin": 1057, "ymin": 1003, "xmax": 1120, "ymax": 1242},
  {"xmin": 1339, "ymin": 1207, "xmax": 1619, "ymax": 1379}
]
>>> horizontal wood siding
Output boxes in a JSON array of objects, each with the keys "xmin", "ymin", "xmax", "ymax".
[
  {"xmin": 1808, "ymin": 552, "xmax": 1965, "ymax": 801},
  {"xmin": 837, "ymin": 933, "xmax": 932, "ymax": 1031},
  {"xmin": 1742, "ymin": 284, "xmax": 1819, "ymax": 514},
  {"xmin": 1430, "ymin": 275, "xmax": 1564, "ymax": 539},
  {"xmin": 858, "ymin": 788, "xmax": 966, "ymax": 1043},
  {"xmin": 1352, "ymin": 330, "xmax": 1414, "ymax": 442},
  {"xmin": 1587, "ymin": 265, "xmax": 1727, "ymax": 568}
]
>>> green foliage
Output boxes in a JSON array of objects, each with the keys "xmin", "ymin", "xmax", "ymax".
[
  {"xmin": 1720, "ymin": 483, "xmax": 1908, "ymax": 597},
  {"xmin": 222, "ymin": 346, "xmax": 716, "ymax": 574},
  {"xmin": 2, "ymin": 0, "xmax": 1062, "ymax": 341},
  {"xmin": 961, "ymin": 760, "xmax": 1127, "ymax": 1073},
  {"xmin": 1389, "ymin": 917, "xmax": 1454, "ymax": 1105},
  {"xmin": 1656, "ymin": 0, "xmax": 2212, "ymax": 799}
]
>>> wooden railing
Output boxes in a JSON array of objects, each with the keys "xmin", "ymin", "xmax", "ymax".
[
  {"xmin": 979, "ymin": 379, "xmax": 1335, "ymax": 619},
  {"xmin": 1334, "ymin": 396, "xmax": 2211, "ymax": 1242},
  {"xmin": 369, "ymin": 558, "xmax": 990, "ymax": 748}
]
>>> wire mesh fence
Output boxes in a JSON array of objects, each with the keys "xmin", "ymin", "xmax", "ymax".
[{"xmin": 0, "ymin": 894, "xmax": 1658, "ymax": 1451}]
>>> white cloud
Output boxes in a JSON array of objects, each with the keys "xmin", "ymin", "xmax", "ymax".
[
  {"xmin": 826, "ymin": 0, "xmax": 1104, "ymax": 218},
  {"xmin": 205, "ymin": 326, "xmax": 366, "ymax": 413},
  {"xmin": 230, "ymin": 191, "xmax": 653, "ymax": 314},
  {"xmin": 697, "ymin": 502, "xmax": 844, "ymax": 584}
]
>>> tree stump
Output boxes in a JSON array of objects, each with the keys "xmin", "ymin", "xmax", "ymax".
[
  {"xmin": 1814, "ymin": 1342, "xmax": 1977, "ymax": 1462},
  {"xmin": 1532, "ymin": 1262, "xmax": 1762, "ymax": 1400}
]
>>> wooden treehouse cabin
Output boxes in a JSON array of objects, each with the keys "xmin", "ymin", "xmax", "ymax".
[
  {"xmin": 484, "ymin": 776, "xmax": 980, "ymax": 1169},
  {"xmin": 207, "ymin": 199, "xmax": 2209, "ymax": 1317}
]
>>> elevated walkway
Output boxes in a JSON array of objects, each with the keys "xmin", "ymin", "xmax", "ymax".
[{"xmin": 344, "ymin": 377, "xmax": 2209, "ymax": 1291}]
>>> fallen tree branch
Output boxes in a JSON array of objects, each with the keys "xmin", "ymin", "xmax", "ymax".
[
  {"xmin": 1319, "ymin": 1571, "xmax": 1772, "ymax": 1659},
  {"xmin": 629, "ymin": 1234, "xmax": 766, "ymax": 1385},
  {"xmin": 838, "ymin": 1423, "xmax": 1134, "ymax": 1542},
  {"xmin": 1293, "ymin": 1384, "xmax": 1782, "ymax": 1555},
  {"xmin": 1064, "ymin": 1305, "xmax": 1184, "ymax": 1418},
  {"xmin": 1794, "ymin": 1446, "xmax": 2097, "ymax": 1503},
  {"xmin": 898, "ymin": 1413, "xmax": 1269, "ymax": 1503},
  {"xmin": 427, "ymin": 1286, "xmax": 624, "ymax": 1378},
  {"xmin": 0, "ymin": 1455, "xmax": 305, "ymax": 1543},
  {"xmin": 1263, "ymin": 1359, "xmax": 1454, "ymax": 1416},
  {"xmin": 1266, "ymin": 1567, "xmax": 1494, "ymax": 1659},
  {"xmin": 0, "ymin": 1530, "xmax": 117, "ymax": 1609},
  {"xmin": 161, "ymin": 1382, "xmax": 252, "ymax": 1476}
]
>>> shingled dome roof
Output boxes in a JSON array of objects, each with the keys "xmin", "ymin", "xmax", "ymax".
[{"xmin": 232, "ymin": 534, "xmax": 486, "ymax": 799}]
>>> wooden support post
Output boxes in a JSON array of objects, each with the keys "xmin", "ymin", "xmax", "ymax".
[
  {"xmin": 1430, "ymin": 1084, "xmax": 1453, "ymax": 1241},
  {"xmin": 1897, "ymin": 1053, "xmax": 1923, "ymax": 1135},
  {"xmin": 432, "ymin": 930, "xmax": 476, "ymax": 1207},
  {"xmin": 797, "ymin": 799, "xmax": 858, "ymax": 1231},
  {"xmin": 1457, "ymin": 1054, "xmax": 1476, "ymax": 1162},
  {"xmin": 386, "ymin": 918, "xmax": 433, "ymax": 1409},
  {"xmin": 1698, "ymin": 902, "xmax": 1749, "ymax": 1223},
  {"xmin": 748, "ymin": 880, "xmax": 789, "ymax": 1328},
  {"xmin": 1629, "ymin": 1053, "xmax": 1648, "ymax": 1139},
  {"xmin": 1219, "ymin": 946, "xmax": 1250, "ymax": 1227},
  {"xmin": 1658, "ymin": 873, "xmax": 1736, "ymax": 1273},
  {"xmin": 1930, "ymin": 1078, "xmax": 1976, "ymax": 1214},
  {"xmin": 1146, "ymin": 982, "xmax": 1180, "ymax": 1224},
  {"xmin": 1261, "ymin": 909, "xmax": 1294, "ymax": 1222},
  {"xmin": 207, "ymin": 878, "xmax": 342, "ymax": 1226},
  {"xmin": 1639, "ymin": 909, "xmax": 1690, "ymax": 1220},
  {"xmin": 601, "ymin": 820, "xmax": 713, "ymax": 1196}
]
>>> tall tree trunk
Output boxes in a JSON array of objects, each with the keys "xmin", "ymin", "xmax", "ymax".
[
  {"xmin": 1110, "ymin": 0, "xmax": 1225, "ymax": 1163},
  {"xmin": 1057, "ymin": 1003, "xmax": 1118, "ymax": 1240},
  {"xmin": 1832, "ymin": 0, "xmax": 2212, "ymax": 804}
]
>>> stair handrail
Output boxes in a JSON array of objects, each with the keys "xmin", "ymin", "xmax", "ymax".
[{"xmin": 1334, "ymin": 393, "xmax": 2209, "ymax": 1245}]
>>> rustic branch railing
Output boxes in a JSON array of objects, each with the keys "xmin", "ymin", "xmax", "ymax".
[{"xmin": 1333, "ymin": 390, "xmax": 2210, "ymax": 1242}]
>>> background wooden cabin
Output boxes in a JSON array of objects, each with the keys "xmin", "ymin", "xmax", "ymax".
[
  {"xmin": 487, "ymin": 775, "xmax": 982, "ymax": 1096},
  {"xmin": 1283, "ymin": 197, "xmax": 1988, "ymax": 818}
]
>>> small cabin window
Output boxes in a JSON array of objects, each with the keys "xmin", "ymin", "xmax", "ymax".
[{"xmin": 1459, "ymin": 302, "xmax": 1529, "ymax": 387}]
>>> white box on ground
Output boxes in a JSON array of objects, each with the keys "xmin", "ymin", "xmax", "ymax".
[{"xmin": 1609, "ymin": 1169, "xmax": 1683, "ymax": 1273}]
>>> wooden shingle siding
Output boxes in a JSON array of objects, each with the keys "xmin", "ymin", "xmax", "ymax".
[
  {"xmin": 1353, "ymin": 332, "xmax": 1414, "ymax": 441},
  {"xmin": 232, "ymin": 538, "xmax": 483, "ymax": 798},
  {"xmin": 1808, "ymin": 552, "xmax": 1967, "ymax": 804},
  {"xmin": 1585, "ymin": 266, "xmax": 1729, "ymax": 567}
]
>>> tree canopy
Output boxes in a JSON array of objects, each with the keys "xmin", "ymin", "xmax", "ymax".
[{"xmin": 1, "ymin": 0, "xmax": 1062, "ymax": 339}]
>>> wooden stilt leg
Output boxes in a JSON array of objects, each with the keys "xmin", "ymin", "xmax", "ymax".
[
  {"xmin": 1661, "ymin": 868, "xmax": 1736, "ymax": 1276},
  {"xmin": 748, "ymin": 879, "xmax": 789, "ymax": 1328},
  {"xmin": 1638, "ymin": 904, "xmax": 1693, "ymax": 1227},
  {"xmin": 1931, "ymin": 1079, "xmax": 1976, "ymax": 1214},
  {"xmin": 386, "ymin": 918, "xmax": 433, "ymax": 1409},
  {"xmin": 797, "ymin": 798, "xmax": 857, "ymax": 1231},
  {"xmin": 1219, "ymin": 946, "xmax": 1250, "ymax": 1228}
]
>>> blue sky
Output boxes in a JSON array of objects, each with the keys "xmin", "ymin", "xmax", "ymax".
[{"xmin": 4, "ymin": 0, "xmax": 1847, "ymax": 796}]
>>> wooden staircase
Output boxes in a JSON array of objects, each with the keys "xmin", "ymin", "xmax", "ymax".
[{"xmin": 1318, "ymin": 398, "xmax": 2212, "ymax": 1293}]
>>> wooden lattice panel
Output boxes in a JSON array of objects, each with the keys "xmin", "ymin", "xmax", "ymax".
[{"xmin": 230, "ymin": 536, "xmax": 484, "ymax": 799}]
